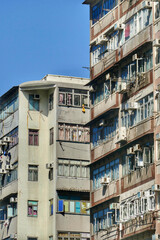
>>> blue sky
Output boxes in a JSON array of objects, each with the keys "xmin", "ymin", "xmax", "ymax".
[{"xmin": 0, "ymin": 0, "xmax": 90, "ymax": 96}]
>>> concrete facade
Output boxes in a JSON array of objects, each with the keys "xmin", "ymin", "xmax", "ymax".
[
  {"xmin": 84, "ymin": 0, "xmax": 160, "ymax": 239},
  {"xmin": 0, "ymin": 75, "xmax": 91, "ymax": 240}
]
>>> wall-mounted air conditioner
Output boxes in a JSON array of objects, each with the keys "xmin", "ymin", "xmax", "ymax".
[
  {"xmin": 10, "ymin": 197, "xmax": 17, "ymax": 203},
  {"xmin": 153, "ymin": 39, "xmax": 160, "ymax": 47},
  {"xmin": 152, "ymin": 184, "xmax": 160, "ymax": 192},
  {"xmin": 125, "ymin": 102, "xmax": 139, "ymax": 111},
  {"xmin": 109, "ymin": 203, "xmax": 120, "ymax": 209},
  {"xmin": 137, "ymin": 160, "xmax": 144, "ymax": 167},
  {"xmin": 96, "ymin": 35, "xmax": 108, "ymax": 45},
  {"xmin": 33, "ymin": 94, "xmax": 40, "ymax": 100},
  {"xmin": 10, "ymin": 233, "xmax": 17, "ymax": 239},
  {"xmin": 3, "ymin": 137, "xmax": 12, "ymax": 143},
  {"xmin": 133, "ymin": 144, "xmax": 142, "ymax": 152},
  {"xmin": 101, "ymin": 176, "xmax": 111, "ymax": 185},
  {"xmin": 127, "ymin": 147, "xmax": 134, "ymax": 155},
  {"xmin": 114, "ymin": 23, "xmax": 125, "ymax": 31},
  {"xmin": 115, "ymin": 127, "xmax": 127, "ymax": 143},
  {"xmin": 0, "ymin": 169, "xmax": 7, "ymax": 174},
  {"xmin": 106, "ymin": 73, "xmax": 110, "ymax": 80},
  {"xmin": 46, "ymin": 163, "xmax": 53, "ymax": 169},
  {"xmin": 118, "ymin": 82, "xmax": 127, "ymax": 93},
  {"xmin": 5, "ymin": 165, "xmax": 13, "ymax": 171},
  {"xmin": 142, "ymin": 1, "xmax": 152, "ymax": 8}
]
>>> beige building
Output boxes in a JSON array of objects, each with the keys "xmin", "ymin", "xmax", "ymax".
[
  {"xmin": 83, "ymin": 0, "xmax": 160, "ymax": 240},
  {"xmin": 0, "ymin": 75, "xmax": 91, "ymax": 240}
]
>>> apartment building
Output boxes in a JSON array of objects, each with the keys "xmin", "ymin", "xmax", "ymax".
[
  {"xmin": 83, "ymin": 0, "xmax": 160, "ymax": 240},
  {"xmin": 0, "ymin": 75, "xmax": 91, "ymax": 240}
]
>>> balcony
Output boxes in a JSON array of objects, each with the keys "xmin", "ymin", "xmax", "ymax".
[
  {"xmin": 0, "ymin": 216, "xmax": 17, "ymax": 240},
  {"xmin": 120, "ymin": 25, "xmax": 152, "ymax": 60},
  {"xmin": 0, "ymin": 180, "xmax": 18, "ymax": 200},
  {"xmin": 56, "ymin": 213, "xmax": 90, "ymax": 232},
  {"xmin": 91, "ymin": 137, "xmax": 118, "ymax": 162},
  {"xmin": 57, "ymin": 177, "xmax": 90, "ymax": 192},
  {"xmin": 121, "ymin": 164, "xmax": 155, "ymax": 193},
  {"xmin": 93, "ymin": 225, "xmax": 117, "ymax": 240},
  {"xmin": 121, "ymin": 212, "xmax": 155, "ymax": 239},
  {"xmin": 91, "ymin": 92, "xmax": 119, "ymax": 120},
  {"xmin": 91, "ymin": 50, "xmax": 117, "ymax": 80},
  {"xmin": 91, "ymin": 7, "xmax": 118, "ymax": 40},
  {"xmin": 127, "ymin": 117, "xmax": 154, "ymax": 143},
  {"xmin": 91, "ymin": 180, "xmax": 119, "ymax": 206}
]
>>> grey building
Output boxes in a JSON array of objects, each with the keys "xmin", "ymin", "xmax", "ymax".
[{"xmin": 0, "ymin": 75, "xmax": 91, "ymax": 240}]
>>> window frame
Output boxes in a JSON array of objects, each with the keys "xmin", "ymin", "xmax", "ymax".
[
  {"xmin": 28, "ymin": 129, "xmax": 39, "ymax": 146},
  {"xmin": 28, "ymin": 200, "xmax": 38, "ymax": 217},
  {"xmin": 28, "ymin": 165, "xmax": 38, "ymax": 182}
]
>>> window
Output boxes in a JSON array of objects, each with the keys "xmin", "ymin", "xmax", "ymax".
[
  {"xmin": 29, "ymin": 94, "xmax": 39, "ymax": 111},
  {"xmin": 28, "ymin": 201, "xmax": 38, "ymax": 217},
  {"xmin": 58, "ymin": 160, "xmax": 89, "ymax": 178},
  {"xmin": 59, "ymin": 88, "xmax": 89, "ymax": 107},
  {"xmin": 49, "ymin": 93, "xmax": 54, "ymax": 110},
  {"xmin": 58, "ymin": 124, "xmax": 90, "ymax": 143},
  {"xmin": 121, "ymin": 93, "xmax": 153, "ymax": 128},
  {"xmin": 120, "ymin": 189, "xmax": 155, "ymax": 222},
  {"xmin": 91, "ymin": 117, "xmax": 118, "ymax": 147},
  {"xmin": 93, "ymin": 159, "xmax": 119, "ymax": 190},
  {"xmin": 29, "ymin": 129, "xmax": 39, "ymax": 146},
  {"xmin": 2, "ymin": 168, "xmax": 18, "ymax": 187},
  {"xmin": 49, "ymin": 199, "xmax": 53, "ymax": 216},
  {"xmin": 156, "ymin": 47, "xmax": 160, "ymax": 65},
  {"xmin": 28, "ymin": 238, "xmax": 38, "ymax": 240},
  {"xmin": 28, "ymin": 165, "xmax": 38, "ymax": 181},
  {"xmin": 0, "ymin": 93, "xmax": 18, "ymax": 121},
  {"xmin": 155, "ymin": 2, "xmax": 160, "ymax": 19},
  {"xmin": 58, "ymin": 199, "xmax": 90, "ymax": 215},
  {"xmin": 92, "ymin": 0, "xmax": 118, "ymax": 24},
  {"xmin": 50, "ymin": 128, "xmax": 54, "ymax": 145},
  {"xmin": 49, "ymin": 168, "xmax": 53, "ymax": 181},
  {"xmin": 93, "ymin": 207, "xmax": 119, "ymax": 233}
]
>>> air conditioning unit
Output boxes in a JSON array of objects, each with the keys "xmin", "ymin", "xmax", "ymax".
[
  {"xmin": 0, "ymin": 169, "xmax": 7, "ymax": 174},
  {"xmin": 125, "ymin": 102, "xmax": 139, "ymax": 110},
  {"xmin": 101, "ymin": 176, "xmax": 111, "ymax": 185},
  {"xmin": 114, "ymin": 23, "xmax": 125, "ymax": 31},
  {"xmin": 137, "ymin": 160, "xmax": 144, "ymax": 167},
  {"xmin": 33, "ymin": 94, "xmax": 40, "ymax": 100},
  {"xmin": 90, "ymin": 86, "xmax": 96, "ymax": 92},
  {"xmin": 106, "ymin": 73, "xmax": 110, "ymax": 80},
  {"xmin": 96, "ymin": 35, "xmax": 108, "ymax": 45},
  {"xmin": 127, "ymin": 147, "xmax": 134, "ymax": 155},
  {"xmin": 115, "ymin": 127, "xmax": 127, "ymax": 143},
  {"xmin": 5, "ymin": 165, "xmax": 13, "ymax": 171},
  {"xmin": 118, "ymin": 82, "xmax": 127, "ymax": 93},
  {"xmin": 142, "ymin": 1, "xmax": 152, "ymax": 8},
  {"xmin": 99, "ymin": 119, "xmax": 105, "ymax": 126},
  {"xmin": 10, "ymin": 197, "xmax": 17, "ymax": 203},
  {"xmin": 10, "ymin": 233, "xmax": 17, "ymax": 239},
  {"xmin": 153, "ymin": 39, "xmax": 160, "ymax": 47},
  {"xmin": 110, "ymin": 203, "xmax": 120, "ymax": 209},
  {"xmin": 2, "ymin": 137, "xmax": 12, "ymax": 143},
  {"xmin": 152, "ymin": 184, "xmax": 160, "ymax": 191},
  {"xmin": 46, "ymin": 163, "xmax": 53, "ymax": 169},
  {"xmin": 133, "ymin": 144, "xmax": 142, "ymax": 152}
]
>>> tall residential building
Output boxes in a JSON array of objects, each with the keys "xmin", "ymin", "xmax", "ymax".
[
  {"xmin": 0, "ymin": 75, "xmax": 91, "ymax": 240},
  {"xmin": 83, "ymin": 0, "xmax": 160, "ymax": 240}
]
